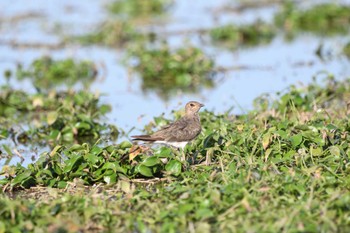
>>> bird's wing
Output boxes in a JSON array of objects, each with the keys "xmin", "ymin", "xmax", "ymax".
[
  {"xmin": 151, "ymin": 117, "xmax": 188, "ymax": 139},
  {"xmin": 153, "ymin": 116, "xmax": 201, "ymax": 142},
  {"xmin": 131, "ymin": 119, "xmax": 187, "ymax": 141}
]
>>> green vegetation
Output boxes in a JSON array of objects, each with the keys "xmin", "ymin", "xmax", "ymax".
[
  {"xmin": 72, "ymin": 20, "xmax": 148, "ymax": 47},
  {"xmin": 129, "ymin": 45, "xmax": 215, "ymax": 99},
  {"xmin": 210, "ymin": 21, "xmax": 276, "ymax": 48},
  {"xmin": 343, "ymin": 42, "xmax": 350, "ymax": 58},
  {"xmin": 0, "ymin": 86, "xmax": 117, "ymax": 145},
  {"xmin": 275, "ymin": 3, "xmax": 350, "ymax": 35},
  {"xmin": 1, "ymin": 57, "xmax": 118, "ymax": 147},
  {"xmin": 16, "ymin": 56, "xmax": 97, "ymax": 92},
  {"xmin": 108, "ymin": 0, "xmax": 172, "ymax": 18},
  {"xmin": 72, "ymin": 0, "xmax": 172, "ymax": 47},
  {"xmin": 1, "ymin": 75, "xmax": 350, "ymax": 232},
  {"xmin": 2, "ymin": 1, "xmax": 350, "ymax": 232}
]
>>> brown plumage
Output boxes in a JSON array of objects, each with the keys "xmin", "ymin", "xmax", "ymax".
[{"xmin": 131, "ymin": 101, "xmax": 204, "ymax": 149}]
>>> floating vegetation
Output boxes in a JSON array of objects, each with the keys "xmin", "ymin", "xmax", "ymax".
[
  {"xmin": 15, "ymin": 56, "xmax": 97, "ymax": 92},
  {"xmin": 0, "ymin": 86, "xmax": 118, "ymax": 145},
  {"xmin": 1, "ymin": 75, "xmax": 350, "ymax": 232},
  {"xmin": 343, "ymin": 42, "xmax": 350, "ymax": 58},
  {"xmin": 72, "ymin": 20, "xmax": 149, "ymax": 47},
  {"xmin": 108, "ymin": 0, "xmax": 173, "ymax": 18},
  {"xmin": 72, "ymin": 0, "xmax": 171, "ymax": 47},
  {"xmin": 210, "ymin": 21, "xmax": 276, "ymax": 48},
  {"xmin": 129, "ymin": 45, "xmax": 215, "ymax": 99},
  {"xmin": 275, "ymin": 3, "xmax": 350, "ymax": 35}
]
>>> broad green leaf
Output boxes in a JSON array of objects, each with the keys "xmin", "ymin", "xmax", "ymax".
[
  {"xmin": 75, "ymin": 122, "xmax": 91, "ymax": 130},
  {"xmin": 86, "ymin": 153, "xmax": 99, "ymax": 165},
  {"xmin": 154, "ymin": 147, "xmax": 172, "ymax": 158},
  {"xmin": 310, "ymin": 146, "xmax": 323, "ymax": 157},
  {"xmin": 57, "ymin": 181, "xmax": 67, "ymax": 189},
  {"xmin": 142, "ymin": 156, "xmax": 161, "ymax": 167},
  {"xmin": 63, "ymin": 154, "xmax": 83, "ymax": 173},
  {"xmin": 104, "ymin": 172, "xmax": 117, "ymax": 184},
  {"xmin": 329, "ymin": 146, "xmax": 340, "ymax": 157},
  {"xmin": 290, "ymin": 134, "xmax": 302, "ymax": 147},
  {"xmin": 90, "ymin": 145, "xmax": 103, "ymax": 155},
  {"xmin": 119, "ymin": 140, "xmax": 132, "ymax": 149},
  {"xmin": 12, "ymin": 170, "xmax": 32, "ymax": 186},
  {"xmin": 47, "ymin": 111, "xmax": 58, "ymax": 125},
  {"xmin": 165, "ymin": 160, "xmax": 182, "ymax": 176},
  {"xmin": 137, "ymin": 164, "xmax": 153, "ymax": 177}
]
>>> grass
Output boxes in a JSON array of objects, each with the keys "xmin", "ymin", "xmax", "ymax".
[{"xmin": 1, "ymin": 74, "xmax": 350, "ymax": 232}]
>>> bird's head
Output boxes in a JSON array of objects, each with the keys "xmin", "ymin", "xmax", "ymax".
[{"xmin": 185, "ymin": 101, "xmax": 204, "ymax": 115}]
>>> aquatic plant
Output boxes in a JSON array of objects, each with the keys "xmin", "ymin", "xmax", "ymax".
[
  {"xmin": 16, "ymin": 56, "xmax": 97, "ymax": 92},
  {"xmin": 210, "ymin": 21, "xmax": 276, "ymax": 48},
  {"xmin": 275, "ymin": 3, "xmax": 350, "ymax": 35},
  {"xmin": 128, "ymin": 44, "xmax": 215, "ymax": 99}
]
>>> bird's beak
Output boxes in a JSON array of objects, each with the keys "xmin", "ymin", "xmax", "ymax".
[{"xmin": 200, "ymin": 103, "xmax": 204, "ymax": 107}]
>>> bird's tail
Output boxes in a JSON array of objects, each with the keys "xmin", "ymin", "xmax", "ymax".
[{"xmin": 131, "ymin": 135, "xmax": 158, "ymax": 141}]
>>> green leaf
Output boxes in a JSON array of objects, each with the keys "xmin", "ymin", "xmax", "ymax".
[
  {"xmin": 57, "ymin": 181, "xmax": 67, "ymax": 189},
  {"xmin": 12, "ymin": 170, "xmax": 32, "ymax": 186},
  {"xmin": 329, "ymin": 146, "xmax": 340, "ymax": 157},
  {"xmin": 47, "ymin": 111, "xmax": 58, "ymax": 125},
  {"xmin": 63, "ymin": 154, "xmax": 83, "ymax": 173},
  {"xmin": 86, "ymin": 153, "xmax": 99, "ymax": 165},
  {"xmin": 119, "ymin": 140, "xmax": 132, "ymax": 149},
  {"xmin": 142, "ymin": 156, "xmax": 161, "ymax": 167},
  {"xmin": 90, "ymin": 145, "xmax": 103, "ymax": 155},
  {"xmin": 104, "ymin": 172, "xmax": 117, "ymax": 184},
  {"xmin": 165, "ymin": 160, "xmax": 182, "ymax": 176},
  {"xmin": 310, "ymin": 146, "xmax": 323, "ymax": 157},
  {"xmin": 75, "ymin": 122, "xmax": 91, "ymax": 130},
  {"xmin": 290, "ymin": 134, "xmax": 302, "ymax": 147},
  {"xmin": 154, "ymin": 147, "xmax": 173, "ymax": 158},
  {"xmin": 137, "ymin": 164, "xmax": 153, "ymax": 177}
]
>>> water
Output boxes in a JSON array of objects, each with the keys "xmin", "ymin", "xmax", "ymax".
[{"xmin": 1, "ymin": 0, "xmax": 350, "ymax": 168}]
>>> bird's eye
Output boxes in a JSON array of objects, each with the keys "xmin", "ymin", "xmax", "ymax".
[{"xmin": 190, "ymin": 103, "xmax": 195, "ymax": 107}]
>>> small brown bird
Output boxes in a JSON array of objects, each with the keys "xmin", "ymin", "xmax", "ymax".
[{"xmin": 131, "ymin": 101, "xmax": 204, "ymax": 150}]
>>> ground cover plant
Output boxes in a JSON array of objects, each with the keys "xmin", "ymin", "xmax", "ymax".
[
  {"xmin": 1, "ymin": 74, "xmax": 350, "ymax": 232},
  {"xmin": 1, "ymin": 1, "xmax": 350, "ymax": 232}
]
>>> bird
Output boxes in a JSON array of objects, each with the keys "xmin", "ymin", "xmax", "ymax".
[{"xmin": 131, "ymin": 101, "xmax": 204, "ymax": 153}]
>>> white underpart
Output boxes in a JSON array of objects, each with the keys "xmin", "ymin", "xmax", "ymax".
[{"xmin": 154, "ymin": 141, "xmax": 188, "ymax": 149}]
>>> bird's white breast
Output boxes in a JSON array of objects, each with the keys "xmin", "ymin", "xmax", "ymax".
[{"xmin": 154, "ymin": 141, "xmax": 188, "ymax": 149}]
